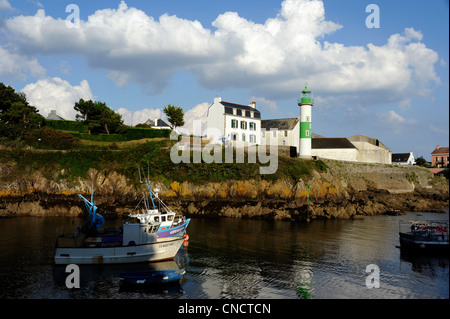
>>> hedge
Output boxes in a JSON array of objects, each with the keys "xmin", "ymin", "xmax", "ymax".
[
  {"xmin": 46, "ymin": 120, "xmax": 171, "ymax": 141},
  {"xmin": 45, "ymin": 120, "xmax": 88, "ymax": 133}
]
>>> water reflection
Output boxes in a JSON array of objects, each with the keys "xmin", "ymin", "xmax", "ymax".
[{"xmin": 0, "ymin": 212, "xmax": 448, "ymax": 299}]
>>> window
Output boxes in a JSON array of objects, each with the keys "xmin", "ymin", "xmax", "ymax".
[
  {"xmin": 231, "ymin": 133, "xmax": 237, "ymax": 141},
  {"xmin": 231, "ymin": 119, "xmax": 238, "ymax": 128},
  {"xmin": 249, "ymin": 122, "xmax": 256, "ymax": 131},
  {"xmin": 262, "ymin": 130, "xmax": 265, "ymax": 138},
  {"xmin": 250, "ymin": 134, "xmax": 256, "ymax": 143},
  {"xmin": 161, "ymin": 216, "xmax": 166, "ymax": 222},
  {"xmin": 241, "ymin": 121, "xmax": 247, "ymax": 130},
  {"xmin": 273, "ymin": 130, "xmax": 277, "ymax": 137},
  {"xmin": 306, "ymin": 116, "xmax": 310, "ymax": 122},
  {"xmin": 284, "ymin": 130, "xmax": 288, "ymax": 137},
  {"xmin": 305, "ymin": 130, "xmax": 310, "ymax": 137},
  {"xmin": 242, "ymin": 134, "xmax": 246, "ymax": 142}
]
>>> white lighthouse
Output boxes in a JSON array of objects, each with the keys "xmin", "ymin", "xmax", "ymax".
[{"xmin": 298, "ymin": 85, "xmax": 314, "ymax": 158}]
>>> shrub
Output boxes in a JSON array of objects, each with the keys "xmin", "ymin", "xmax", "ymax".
[{"xmin": 24, "ymin": 127, "xmax": 80, "ymax": 150}]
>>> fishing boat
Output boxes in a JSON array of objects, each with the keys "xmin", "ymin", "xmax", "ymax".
[
  {"xmin": 399, "ymin": 220, "xmax": 449, "ymax": 254},
  {"xmin": 129, "ymin": 180, "xmax": 190, "ymax": 239},
  {"xmin": 119, "ymin": 269, "xmax": 186, "ymax": 285},
  {"xmin": 54, "ymin": 189, "xmax": 186, "ymax": 265}
]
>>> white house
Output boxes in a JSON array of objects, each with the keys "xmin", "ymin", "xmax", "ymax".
[
  {"xmin": 261, "ymin": 118, "xmax": 300, "ymax": 148},
  {"xmin": 206, "ymin": 97, "xmax": 261, "ymax": 146},
  {"xmin": 392, "ymin": 152, "xmax": 416, "ymax": 165}
]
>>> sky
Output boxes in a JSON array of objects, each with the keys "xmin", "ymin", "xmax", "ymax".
[{"xmin": 0, "ymin": 0, "xmax": 448, "ymax": 160}]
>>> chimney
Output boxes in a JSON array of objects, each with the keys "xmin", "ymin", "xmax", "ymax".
[
  {"xmin": 436, "ymin": 145, "xmax": 440, "ymax": 149},
  {"xmin": 214, "ymin": 97, "xmax": 222, "ymax": 104},
  {"xmin": 249, "ymin": 101, "xmax": 256, "ymax": 109}
]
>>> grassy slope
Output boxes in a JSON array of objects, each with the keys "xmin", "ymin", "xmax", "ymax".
[{"xmin": 0, "ymin": 138, "xmax": 328, "ymax": 188}]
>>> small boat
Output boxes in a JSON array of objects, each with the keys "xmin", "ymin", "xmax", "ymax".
[
  {"xmin": 120, "ymin": 269, "xmax": 186, "ymax": 285},
  {"xmin": 399, "ymin": 220, "xmax": 449, "ymax": 254},
  {"xmin": 129, "ymin": 180, "xmax": 190, "ymax": 239},
  {"xmin": 54, "ymin": 188, "xmax": 187, "ymax": 265}
]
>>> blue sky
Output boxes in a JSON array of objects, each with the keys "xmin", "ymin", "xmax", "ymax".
[{"xmin": 0, "ymin": 0, "xmax": 448, "ymax": 160}]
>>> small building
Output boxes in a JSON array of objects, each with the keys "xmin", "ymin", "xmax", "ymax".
[
  {"xmin": 206, "ymin": 97, "xmax": 261, "ymax": 146},
  {"xmin": 392, "ymin": 152, "xmax": 416, "ymax": 165},
  {"xmin": 348, "ymin": 135, "xmax": 392, "ymax": 164},
  {"xmin": 431, "ymin": 145, "xmax": 449, "ymax": 168},
  {"xmin": 46, "ymin": 110, "xmax": 64, "ymax": 120},
  {"xmin": 311, "ymin": 137, "xmax": 358, "ymax": 162},
  {"xmin": 261, "ymin": 118, "xmax": 299, "ymax": 148},
  {"xmin": 144, "ymin": 118, "xmax": 172, "ymax": 129}
]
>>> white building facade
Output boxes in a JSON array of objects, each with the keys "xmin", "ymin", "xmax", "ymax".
[
  {"xmin": 206, "ymin": 97, "xmax": 261, "ymax": 146},
  {"xmin": 261, "ymin": 118, "xmax": 300, "ymax": 148}
]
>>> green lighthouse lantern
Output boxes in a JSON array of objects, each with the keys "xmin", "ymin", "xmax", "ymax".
[{"xmin": 299, "ymin": 85, "xmax": 314, "ymax": 106}]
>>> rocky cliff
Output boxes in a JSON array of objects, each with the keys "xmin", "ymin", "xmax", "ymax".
[{"xmin": 0, "ymin": 158, "xmax": 448, "ymax": 220}]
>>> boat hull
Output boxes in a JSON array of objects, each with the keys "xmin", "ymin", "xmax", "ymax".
[
  {"xmin": 399, "ymin": 232, "xmax": 449, "ymax": 254},
  {"xmin": 54, "ymin": 237, "xmax": 185, "ymax": 265},
  {"xmin": 120, "ymin": 269, "xmax": 185, "ymax": 285},
  {"xmin": 158, "ymin": 219, "xmax": 190, "ymax": 238}
]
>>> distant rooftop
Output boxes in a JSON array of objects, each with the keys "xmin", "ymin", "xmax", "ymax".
[{"xmin": 46, "ymin": 110, "xmax": 64, "ymax": 120}]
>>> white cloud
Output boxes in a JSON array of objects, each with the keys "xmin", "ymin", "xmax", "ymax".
[
  {"xmin": 117, "ymin": 107, "xmax": 162, "ymax": 127},
  {"xmin": 182, "ymin": 102, "xmax": 209, "ymax": 134},
  {"xmin": 0, "ymin": 47, "xmax": 45, "ymax": 80},
  {"xmin": 250, "ymin": 97, "xmax": 279, "ymax": 112},
  {"xmin": 2, "ymin": 0, "xmax": 441, "ymax": 105},
  {"xmin": 21, "ymin": 77, "xmax": 93, "ymax": 120},
  {"xmin": 0, "ymin": 0, "xmax": 11, "ymax": 10}
]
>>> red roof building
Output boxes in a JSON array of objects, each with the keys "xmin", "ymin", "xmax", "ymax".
[{"xmin": 431, "ymin": 145, "xmax": 449, "ymax": 168}]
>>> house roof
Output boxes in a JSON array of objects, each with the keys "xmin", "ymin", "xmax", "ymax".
[
  {"xmin": 46, "ymin": 110, "xmax": 64, "ymax": 120},
  {"xmin": 348, "ymin": 134, "xmax": 390, "ymax": 151},
  {"xmin": 312, "ymin": 137, "xmax": 357, "ymax": 149},
  {"xmin": 431, "ymin": 146, "xmax": 449, "ymax": 155},
  {"xmin": 261, "ymin": 118, "xmax": 298, "ymax": 130},
  {"xmin": 392, "ymin": 153, "xmax": 411, "ymax": 163},
  {"xmin": 221, "ymin": 101, "xmax": 261, "ymax": 119},
  {"xmin": 144, "ymin": 118, "xmax": 171, "ymax": 128}
]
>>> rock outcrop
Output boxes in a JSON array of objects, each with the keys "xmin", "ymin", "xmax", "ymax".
[{"xmin": 0, "ymin": 159, "xmax": 448, "ymax": 220}]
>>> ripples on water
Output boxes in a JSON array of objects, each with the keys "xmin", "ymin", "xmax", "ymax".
[{"xmin": 0, "ymin": 210, "xmax": 448, "ymax": 299}]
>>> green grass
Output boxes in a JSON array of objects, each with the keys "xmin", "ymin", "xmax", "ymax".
[{"xmin": 0, "ymin": 138, "xmax": 328, "ymax": 186}]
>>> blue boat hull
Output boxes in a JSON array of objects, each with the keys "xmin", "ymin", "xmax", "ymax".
[
  {"xmin": 157, "ymin": 219, "xmax": 190, "ymax": 238},
  {"xmin": 120, "ymin": 269, "xmax": 185, "ymax": 285}
]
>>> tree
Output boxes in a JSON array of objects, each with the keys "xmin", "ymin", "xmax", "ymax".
[
  {"xmin": 74, "ymin": 99, "xmax": 125, "ymax": 135},
  {"xmin": 0, "ymin": 83, "xmax": 43, "ymax": 139},
  {"xmin": 163, "ymin": 104, "xmax": 184, "ymax": 131},
  {"xmin": 415, "ymin": 156, "xmax": 429, "ymax": 167}
]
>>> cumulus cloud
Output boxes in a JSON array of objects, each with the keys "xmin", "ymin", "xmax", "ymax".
[
  {"xmin": 0, "ymin": 0, "xmax": 11, "ymax": 10},
  {"xmin": 182, "ymin": 102, "xmax": 209, "ymax": 134},
  {"xmin": 21, "ymin": 77, "xmax": 94, "ymax": 120},
  {"xmin": 2, "ymin": 0, "xmax": 441, "ymax": 105},
  {"xmin": 0, "ymin": 47, "xmax": 46, "ymax": 80},
  {"xmin": 117, "ymin": 107, "xmax": 162, "ymax": 127},
  {"xmin": 250, "ymin": 97, "xmax": 279, "ymax": 112}
]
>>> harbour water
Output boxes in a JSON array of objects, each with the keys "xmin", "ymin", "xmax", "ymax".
[{"xmin": 0, "ymin": 210, "xmax": 448, "ymax": 299}]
